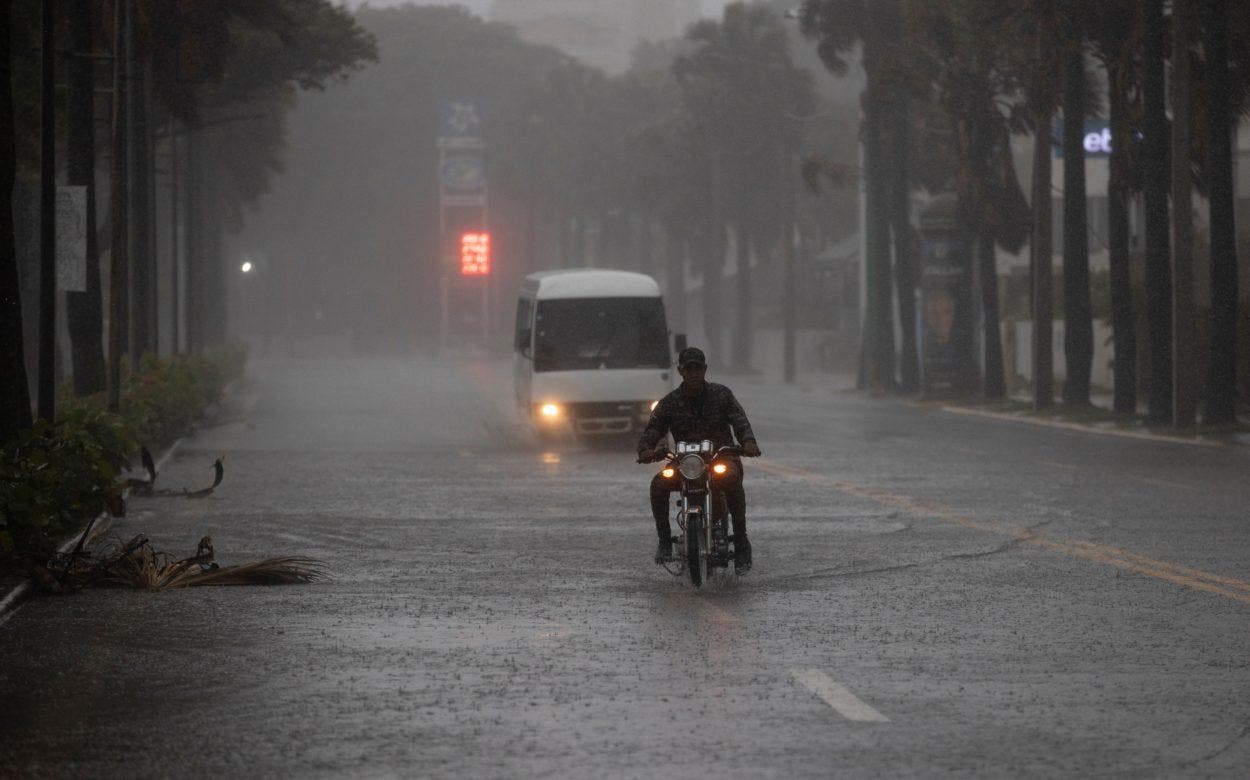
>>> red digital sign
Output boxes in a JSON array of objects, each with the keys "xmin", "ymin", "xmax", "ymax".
[{"xmin": 460, "ymin": 232, "xmax": 491, "ymax": 277}]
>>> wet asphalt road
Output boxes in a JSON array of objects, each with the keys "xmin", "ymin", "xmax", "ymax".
[{"xmin": 3, "ymin": 356, "xmax": 1250, "ymax": 777}]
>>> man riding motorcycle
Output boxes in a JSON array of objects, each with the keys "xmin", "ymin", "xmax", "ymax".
[{"xmin": 636, "ymin": 347, "xmax": 762, "ymax": 570}]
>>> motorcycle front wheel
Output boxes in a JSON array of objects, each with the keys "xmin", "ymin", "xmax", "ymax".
[{"xmin": 686, "ymin": 515, "xmax": 706, "ymax": 587}]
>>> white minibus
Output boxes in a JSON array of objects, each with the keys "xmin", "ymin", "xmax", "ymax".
[{"xmin": 513, "ymin": 269, "xmax": 684, "ymax": 437}]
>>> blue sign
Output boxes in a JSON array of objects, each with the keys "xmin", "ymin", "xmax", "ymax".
[
  {"xmin": 440, "ymin": 154, "xmax": 486, "ymax": 191},
  {"xmin": 439, "ymin": 99, "xmax": 482, "ymax": 141}
]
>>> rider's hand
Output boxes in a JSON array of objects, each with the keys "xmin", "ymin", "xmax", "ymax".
[
  {"xmin": 741, "ymin": 440, "xmax": 762, "ymax": 458},
  {"xmin": 637, "ymin": 448, "xmax": 658, "ymax": 464}
]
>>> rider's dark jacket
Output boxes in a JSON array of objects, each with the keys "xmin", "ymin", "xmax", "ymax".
[{"xmin": 637, "ymin": 382, "xmax": 757, "ymax": 454}]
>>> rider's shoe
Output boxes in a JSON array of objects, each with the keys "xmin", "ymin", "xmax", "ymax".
[
  {"xmin": 654, "ymin": 539, "xmax": 674, "ymax": 563},
  {"xmin": 734, "ymin": 537, "xmax": 753, "ymax": 573}
]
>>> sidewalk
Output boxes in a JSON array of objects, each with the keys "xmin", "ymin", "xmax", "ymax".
[{"xmin": 917, "ymin": 390, "xmax": 1250, "ymax": 447}]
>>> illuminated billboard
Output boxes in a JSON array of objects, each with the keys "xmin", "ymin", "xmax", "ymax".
[{"xmin": 460, "ymin": 232, "xmax": 491, "ymax": 277}]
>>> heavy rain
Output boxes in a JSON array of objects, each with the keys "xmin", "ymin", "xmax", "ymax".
[{"xmin": 3, "ymin": 0, "xmax": 1250, "ymax": 776}]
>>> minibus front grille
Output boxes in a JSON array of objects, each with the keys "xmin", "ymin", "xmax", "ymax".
[{"xmin": 569, "ymin": 401, "xmax": 640, "ymax": 418}]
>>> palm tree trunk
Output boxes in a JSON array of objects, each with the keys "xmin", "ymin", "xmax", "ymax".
[
  {"xmin": 733, "ymin": 223, "xmax": 753, "ymax": 371},
  {"xmin": 1203, "ymin": 0, "xmax": 1238, "ymax": 424},
  {"xmin": 202, "ymin": 155, "xmax": 227, "ymax": 346},
  {"xmin": 1030, "ymin": 114, "xmax": 1055, "ymax": 409},
  {"xmin": 107, "ymin": 0, "xmax": 131, "ymax": 409},
  {"xmin": 889, "ymin": 99, "xmax": 919, "ymax": 392},
  {"xmin": 979, "ymin": 234, "xmax": 1006, "ymax": 398},
  {"xmin": 184, "ymin": 124, "xmax": 202, "ymax": 353},
  {"xmin": 37, "ymin": 0, "xmax": 56, "ymax": 421},
  {"xmin": 664, "ymin": 228, "xmax": 686, "ymax": 336},
  {"xmin": 0, "ymin": 0, "xmax": 34, "ymax": 441},
  {"xmin": 65, "ymin": 0, "xmax": 105, "ymax": 396},
  {"xmin": 1171, "ymin": 0, "xmax": 1196, "ymax": 427},
  {"xmin": 863, "ymin": 86, "xmax": 895, "ymax": 391},
  {"xmin": 129, "ymin": 54, "xmax": 154, "ymax": 366},
  {"xmin": 1142, "ymin": 0, "xmax": 1173, "ymax": 423},
  {"xmin": 1061, "ymin": 49, "xmax": 1092, "ymax": 405},
  {"xmin": 1106, "ymin": 68, "xmax": 1136, "ymax": 414},
  {"xmin": 700, "ymin": 223, "xmax": 724, "ymax": 362}
]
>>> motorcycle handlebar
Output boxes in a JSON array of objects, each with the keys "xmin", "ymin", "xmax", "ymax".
[{"xmin": 637, "ymin": 445, "xmax": 746, "ymax": 464}]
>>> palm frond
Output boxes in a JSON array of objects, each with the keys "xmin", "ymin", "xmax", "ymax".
[{"xmin": 36, "ymin": 535, "xmax": 324, "ymax": 593}]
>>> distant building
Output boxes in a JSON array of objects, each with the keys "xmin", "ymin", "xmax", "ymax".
[{"xmin": 488, "ymin": 0, "xmax": 702, "ymax": 73}]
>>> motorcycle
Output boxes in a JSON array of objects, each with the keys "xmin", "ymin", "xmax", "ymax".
[{"xmin": 656, "ymin": 440, "xmax": 743, "ymax": 587}]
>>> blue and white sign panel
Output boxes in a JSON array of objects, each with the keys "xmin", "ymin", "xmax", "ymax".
[
  {"xmin": 440, "ymin": 154, "xmax": 486, "ymax": 191},
  {"xmin": 439, "ymin": 99, "xmax": 483, "ymax": 144}
]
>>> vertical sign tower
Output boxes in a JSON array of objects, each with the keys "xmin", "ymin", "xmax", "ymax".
[{"xmin": 437, "ymin": 99, "xmax": 491, "ymax": 351}]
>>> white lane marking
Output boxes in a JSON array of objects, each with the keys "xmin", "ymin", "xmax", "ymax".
[{"xmin": 791, "ymin": 669, "xmax": 890, "ymax": 722}]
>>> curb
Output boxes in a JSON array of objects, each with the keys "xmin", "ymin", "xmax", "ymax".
[
  {"xmin": 0, "ymin": 439, "xmax": 184, "ymax": 628},
  {"xmin": 917, "ymin": 401, "xmax": 1232, "ymax": 448},
  {"xmin": 0, "ymin": 373, "xmax": 246, "ymax": 626}
]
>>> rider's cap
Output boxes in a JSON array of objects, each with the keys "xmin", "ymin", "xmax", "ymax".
[{"xmin": 678, "ymin": 346, "xmax": 707, "ymax": 368}]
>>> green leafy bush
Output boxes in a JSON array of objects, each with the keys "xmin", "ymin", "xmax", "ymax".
[
  {"xmin": 3, "ymin": 344, "xmax": 247, "ymax": 559},
  {"xmin": 0, "ymin": 410, "xmax": 136, "ymax": 558}
]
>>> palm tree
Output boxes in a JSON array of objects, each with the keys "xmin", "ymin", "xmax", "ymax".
[
  {"xmin": 677, "ymin": 4, "xmax": 814, "ymax": 371},
  {"xmin": 1087, "ymin": 0, "xmax": 1142, "ymax": 415},
  {"xmin": 1007, "ymin": 0, "xmax": 1066, "ymax": 410},
  {"xmin": 799, "ymin": 0, "xmax": 899, "ymax": 391},
  {"xmin": 1200, "ymin": 0, "xmax": 1240, "ymax": 424},
  {"xmin": 901, "ymin": 0, "xmax": 1031, "ymax": 398},
  {"xmin": 65, "ymin": 2, "xmax": 106, "ymax": 396},
  {"xmin": 1140, "ymin": 0, "xmax": 1173, "ymax": 424},
  {"xmin": 1171, "ymin": 0, "xmax": 1197, "ymax": 427},
  {"xmin": 1060, "ymin": 21, "xmax": 1093, "ymax": 406},
  {"xmin": 1, "ymin": 1, "xmax": 35, "ymax": 441}
]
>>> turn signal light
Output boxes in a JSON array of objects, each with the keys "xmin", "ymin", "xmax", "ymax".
[
  {"xmin": 661, "ymin": 468, "xmax": 675, "ymax": 478},
  {"xmin": 712, "ymin": 463, "xmax": 728, "ymax": 475},
  {"xmin": 540, "ymin": 403, "xmax": 561, "ymax": 418}
]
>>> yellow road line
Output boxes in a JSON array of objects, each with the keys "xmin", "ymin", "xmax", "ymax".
[
  {"xmin": 755, "ymin": 459, "xmax": 1250, "ymax": 606},
  {"xmin": 931, "ymin": 404, "xmax": 1226, "ymax": 448}
]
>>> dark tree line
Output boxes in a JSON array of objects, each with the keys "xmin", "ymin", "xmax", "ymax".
[
  {"xmin": 799, "ymin": 0, "xmax": 1247, "ymax": 425},
  {"xmin": 0, "ymin": 0, "xmax": 375, "ymax": 439}
]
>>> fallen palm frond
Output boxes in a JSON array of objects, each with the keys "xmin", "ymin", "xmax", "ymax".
[
  {"xmin": 128, "ymin": 453, "xmax": 226, "ymax": 498},
  {"xmin": 29, "ymin": 534, "xmax": 323, "ymax": 593}
]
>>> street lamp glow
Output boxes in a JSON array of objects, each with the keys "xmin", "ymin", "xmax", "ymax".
[{"xmin": 240, "ymin": 261, "xmax": 253, "ymax": 274}]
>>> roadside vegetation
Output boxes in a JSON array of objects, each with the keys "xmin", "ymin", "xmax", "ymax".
[
  {"xmin": 0, "ymin": 1, "xmax": 372, "ymax": 577},
  {"xmin": 0, "ymin": 345, "xmax": 246, "ymax": 563}
]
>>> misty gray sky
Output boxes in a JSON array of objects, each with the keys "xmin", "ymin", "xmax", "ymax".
[{"xmin": 346, "ymin": 0, "xmax": 733, "ymax": 20}]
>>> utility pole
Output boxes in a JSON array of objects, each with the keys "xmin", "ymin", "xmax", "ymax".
[{"xmin": 38, "ymin": 0, "xmax": 56, "ymax": 421}]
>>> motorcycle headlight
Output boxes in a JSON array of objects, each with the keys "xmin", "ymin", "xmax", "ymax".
[{"xmin": 678, "ymin": 454, "xmax": 706, "ymax": 480}]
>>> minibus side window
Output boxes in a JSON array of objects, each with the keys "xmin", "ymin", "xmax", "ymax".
[{"xmin": 514, "ymin": 298, "xmax": 534, "ymax": 354}]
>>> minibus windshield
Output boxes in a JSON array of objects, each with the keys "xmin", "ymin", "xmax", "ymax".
[{"xmin": 534, "ymin": 297, "xmax": 669, "ymax": 372}]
